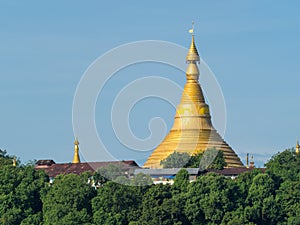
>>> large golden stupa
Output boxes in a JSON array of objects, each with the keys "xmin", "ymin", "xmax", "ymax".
[{"xmin": 143, "ymin": 29, "xmax": 244, "ymax": 168}]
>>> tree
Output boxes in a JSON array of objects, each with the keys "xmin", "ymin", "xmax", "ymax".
[
  {"xmin": 41, "ymin": 173, "xmax": 96, "ymax": 225},
  {"xmin": 185, "ymin": 151, "xmax": 203, "ymax": 168},
  {"xmin": 0, "ymin": 149, "xmax": 15, "ymax": 168},
  {"xmin": 244, "ymin": 173, "xmax": 279, "ymax": 225},
  {"xmin": 209, "ymin": 150, "xmax": 227, "ymax": 170},
  {"xmin": 172, "ymin": 169, "xmax": 190, "ymax": 193},
  {"xmin": 0, "ymin": 165, "xmax": 47, "ymax": 225},
  {"xmin": 276, "ymin": 180, "xmax": 300, "ymax": 222},
  {"xmin": 185, "ymin": 173, "xmax": 238, "ymax": 225},
  {"xmin": 265, "ymin": 148, "xmax": 300, "ymax": 183},
  {"xmin": 20, "ymin": 212, "xmax": 42, "ymax": 225},
  {"xmin": 114, "ymin": 175, "xmax": 131, "ymax": 185},
  {"xmin": 92, "ymin": 181, "xmax": 141, "ymax": 225},
  {"xmin": 97, "ymin": 163, "xmax": 126, "ymax": 181},
  {"xmin": 287, "ymin": 215, "xmax": 300, "ymax": 225},
  {"xmin": 132, "ymin": 184, "xmax": 185, "ymax": 225},
  {"xmin": 131, "ymin": 173, "xmax": 153, "ymax": 186},
  {"xmin": 235, "ymin": 169, "xmax": 262, "ymax": 203},
  {"xmin": 195, "ymin": 148, "xmax": 227, "ymax": 170},
  {"xmin": 160, "ymin": 148, "xmax": 227, "ymax": 169},
  {"xmin": 221, "ymin": 207, "xmax": 254, "ymax": 225},
  {"xmin": 160, "ymin": 152, "xmax": 190, "ymax": 168}
]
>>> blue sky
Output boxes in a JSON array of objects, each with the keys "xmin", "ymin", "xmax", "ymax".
[{"xmin": 1, "ymin": 1, "xmax": 299, "ymax": 167}]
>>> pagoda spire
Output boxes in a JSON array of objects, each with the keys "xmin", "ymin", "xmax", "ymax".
[
  {"xmin": 12, "ymin": 156, "xmax": 17, "ymax": 167},
  {"xmin": 72, "ymin": 138, "xmax": 81, "ymax": 163},
  {"xmin": 186, "ymin": 21, "xmax": 200, "ymax": 63}
]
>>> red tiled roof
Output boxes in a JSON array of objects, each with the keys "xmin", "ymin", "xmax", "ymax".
[{"xmin": 35, "ymin": 160, "xmax": 139, "ymax": 178}]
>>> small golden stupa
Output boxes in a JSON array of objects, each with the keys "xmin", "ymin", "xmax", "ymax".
[
  {"xmin": 12, "ymin": 156, "xmax": 17, "ymax": 167},
  {"xmin": 144, "ymin": 25, "xmax": 244, "ymax": 168},
  {"xmin": 72, "ymin": 138, "xmax": 81, "ymax": 163}
]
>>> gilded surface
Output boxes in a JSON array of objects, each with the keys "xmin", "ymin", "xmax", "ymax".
[
  {"xmin": 72, "ymin": 138, "xmax": 81, "ymax": 163},
  {"xmin": 143, "ymin": 34, "xmax": 244, "ymax": 168}
]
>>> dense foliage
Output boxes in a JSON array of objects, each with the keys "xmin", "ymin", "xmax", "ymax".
[
  {"xmin": 160, "ymin": 148, "xmax": 227, "ymax": 170},
  {"xmin": 0, "ymin": 148, "xmax": 299, "ymax": 224}
]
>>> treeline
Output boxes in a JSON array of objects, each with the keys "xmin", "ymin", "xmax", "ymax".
[{"xmin": 0, "ymin": 149, "xmax": 299, "ymax": 225}]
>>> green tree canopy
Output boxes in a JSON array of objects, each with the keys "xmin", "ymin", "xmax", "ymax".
[
  {"xmin": 235, "ymin": 168, "xmax": 262, "ymax": 203},
  {"xmin": 276, "ymin": 180, "xmax": 300, "ymax": 221},
  {"xmin": 160, "ymin": 151, "xmax": 190, "ymax": 168},
  {"xmin": 131, "ymin": 184, "xmax": 187, "ymax": 225},
  {"xmin": 131, "ymin": 173, "xmax": 153, "ymax": 186},
  {"xmin": 244, "ymin": 173, "xmax": 279, "ymax": 225},
  {"xmin": 41, "ymin": 173, "xmax": 96, "ymax": 225},
  {"xmin": 0, "ymin": 149, "xmax": 15, "ymax": 168},
  {"xmin": 0, "ymin": 164, "xmax": 48, "ymax": 225},
  {"xmin": 0, "ymin": 148, "xmax": 298, "ymax": 225},
  {"xmin": 185, "ymin": 173, "xmax": 238, "ymax": 225},
  {"xmin": 265, "ymin": 148, "xmax": 300, "ymax": 182},
  {"xmin": 172, "ymin": 168, "xmax": 190, "ymax": 193},
  {"xmin": 160, "ymin": 148, "xmax": 227, "ymax": 170},
  {"xmin": 92, "ymin": 181, "xmax": 142, "ymax": 225}
]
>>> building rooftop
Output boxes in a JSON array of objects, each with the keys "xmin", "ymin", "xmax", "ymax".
[
  {"xmin": 135, "ymin": 168, "xmax": 200, "ymax": 176},
  {"xmin": 135, "ymin": 167, "xmax": 265, "ymax": 177},
  {"xmin": 35, "ymin": 160, "xmax": 139, "ymax": 178}
]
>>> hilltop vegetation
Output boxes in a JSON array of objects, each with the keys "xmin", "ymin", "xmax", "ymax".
[{"xmin": 0, "ymin": 148, "xmax": 299, "ymax": 225}]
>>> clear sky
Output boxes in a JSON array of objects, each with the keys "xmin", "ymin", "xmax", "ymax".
[{"xmin": 1, "ymin": 1, "xmax": 299, "ymax": 167}]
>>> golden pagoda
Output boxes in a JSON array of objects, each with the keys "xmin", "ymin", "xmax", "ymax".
[
  {"xmin": 144, "ymin": 26, "xmax": 244, "ymax": 168},
  {"xmin": 72, "ymin": 138, "xmax": 81, "ymax": 163},
  {"xmin": 296, "ymin": 140, "xmax": 299, "ymax": 154}
]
